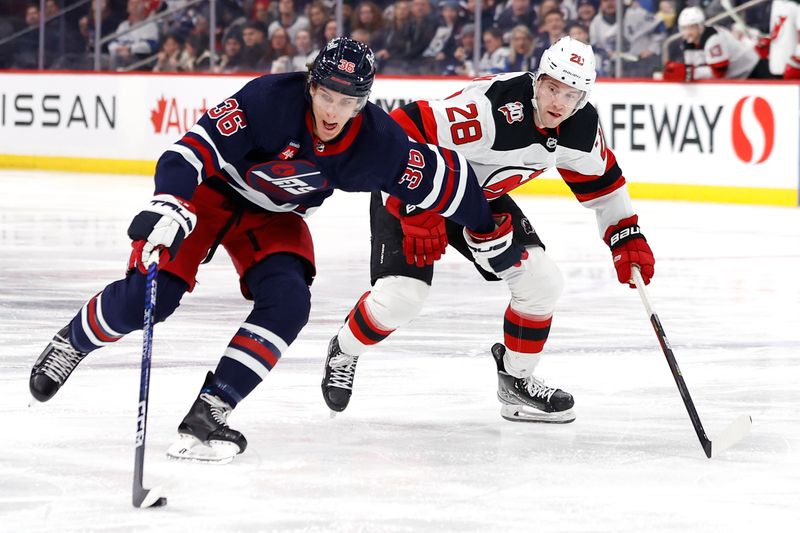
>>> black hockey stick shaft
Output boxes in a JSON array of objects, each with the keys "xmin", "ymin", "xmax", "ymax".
[
  {"xmin": 133, "ymin": 262, "xmax": 166, "ymax": 507},
  {"xmin": 631, "ymin": 266, "xmax": 712, "ymax": 458}
]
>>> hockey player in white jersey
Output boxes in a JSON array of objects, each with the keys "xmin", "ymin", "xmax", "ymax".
[
  {"xmin": 321, "ymin": 36, "xmax": 656, "ymax": 423},
  {"xmin": 663, "ymin": 6, "xmax": 774, "ymax": 81},
  {"xmin": 767, "ymin": 0, "xmax": 800, "ymax": 78}
]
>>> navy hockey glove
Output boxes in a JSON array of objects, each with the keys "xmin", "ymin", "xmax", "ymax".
[
  {"xmin": 604, "ymin": 214, "xmax": 655, "ymax": 287},
  {"xmin": 127, "ymin": 194, "xmax": 197, "ymax": 274},
  {"xmin": 385, "ymin": 196, "xmax": 448, "ymax": 267},
  {"xmin": 463, "ymin": 213, "xmax": 526, "ymax": 276}
]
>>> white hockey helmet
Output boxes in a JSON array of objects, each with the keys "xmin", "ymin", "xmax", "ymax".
[
  {"xmin": 678, "ymin": 6, "xmax": 705, "ymax": 28},
  {"xmin": 533, "ymin": 36, "xmax": 597, "ymax": 114}
]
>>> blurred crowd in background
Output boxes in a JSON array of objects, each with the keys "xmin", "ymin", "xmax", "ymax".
[{"xmin": 0, "ymin": 0, "xmax": 776, "ymax": 78}]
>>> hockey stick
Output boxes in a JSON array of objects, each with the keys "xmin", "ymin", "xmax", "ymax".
[
  {"xmin": 132, "ymin": 261, "xmax": 167, "ymax": 508},
  {"xmin": 631, "ymin": 266, "xmax": 752, "ymax": 458}
]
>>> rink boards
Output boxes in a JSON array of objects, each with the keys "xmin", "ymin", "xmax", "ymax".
[{"xmin": 0, "ymin": 71, "xmax": 797, "ymax": 206}]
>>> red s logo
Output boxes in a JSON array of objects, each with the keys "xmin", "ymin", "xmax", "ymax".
[{"xmin": 731, "ymin": 96, "xmax": 774, "ymax": 164}]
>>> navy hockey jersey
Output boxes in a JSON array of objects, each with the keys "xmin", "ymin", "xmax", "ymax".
[{"xmin": 153, "ymin": 72, "xmax": 495, "ymax": 233}]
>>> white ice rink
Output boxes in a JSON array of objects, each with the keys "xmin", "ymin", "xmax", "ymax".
[{"xmin": 1, "ymin": 170, "xmax": 799, "ymax": 532}]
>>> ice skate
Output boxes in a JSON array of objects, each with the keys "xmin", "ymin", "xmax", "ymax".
[
  {"xmin": 492, "ymin": 343, "xmax": 575, "ymax": 423},
  {"xmin": 321, "ymin": 336, "xmax": 360, "ymax": 413},
  {"xmin": 30, "ymin": 325, "xmax": 88, "ymax": 403},
  {"xmin": 167, "ymin": 372, "xmax": 247, "ymax": 464}
]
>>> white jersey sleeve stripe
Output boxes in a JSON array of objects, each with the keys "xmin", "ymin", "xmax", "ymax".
[
  {"xmin": 190, "ymin": 123, "xmax": 231, "ymax": 169},
  {"xmin": 416, "ymin": 145, "xmax": 447, "ymax": 210},
  {"xmin": 439, "ymin": 151, "xmax": 469, "ymax": 218}
]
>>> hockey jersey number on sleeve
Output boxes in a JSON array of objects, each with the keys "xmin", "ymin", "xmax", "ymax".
[
  {"xmin": 208, "ymin": 98, "xmax": 247, "ymax": 136},
  {"xmin": 386, "ymin": 142, "xmax": 494, "ymax": 233}
]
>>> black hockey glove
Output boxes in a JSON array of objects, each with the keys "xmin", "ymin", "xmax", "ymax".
[{"xmin": 127, "ymin": 194, "xmax": 197, "ymax": 274}]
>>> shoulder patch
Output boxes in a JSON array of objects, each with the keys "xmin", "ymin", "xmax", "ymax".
[{"xmin": 485, "ymin": 73, "xmax": 539, "ymax": 151}]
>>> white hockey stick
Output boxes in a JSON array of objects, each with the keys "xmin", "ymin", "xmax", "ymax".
[{"xmin": 631, "ymin": 266, "xmax": 752, "ymax": 458}]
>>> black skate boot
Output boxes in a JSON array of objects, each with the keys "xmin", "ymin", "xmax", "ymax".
[
  {"xmin": 491, "ymin": 343, "xmax": 575, "ymax": 423},
  {"xmin": 321, "ymin": 336, "xmax": 360, "ymax": 413},
  {"xmin": 30, "ymin": 325, "xmax": 88, "ymax": 403},
  {"xmin": 166, "ymin": 372, "xmax": 247, "ymax": 464}
]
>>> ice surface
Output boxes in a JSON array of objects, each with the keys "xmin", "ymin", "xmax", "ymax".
[{"xmin": 1, "ymin": 170, "xmax": 799, "ymax": 532}]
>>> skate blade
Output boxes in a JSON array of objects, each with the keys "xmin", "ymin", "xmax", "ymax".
[
  {"xmin": 166, "ymin": 434, "xmax": 239, "ymax": 464},
  {"xmin": 500, "ymin": 404, "xmax": 576, "ymax": 424}
]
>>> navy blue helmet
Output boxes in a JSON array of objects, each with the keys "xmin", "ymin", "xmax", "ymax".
[{"xmin": 309, "ymin": 38, "xmax": 376, "ymax": 98}]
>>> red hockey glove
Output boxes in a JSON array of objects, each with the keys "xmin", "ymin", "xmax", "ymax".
[
  {"xmin": 604, "ymin": 215, "xmax": 655, "ymax": 287},
  {"xmin": 127, "ymin": 194, "xmax": 197, "ymax": 274},
  {"xmin": 755, "ymin": 36, "xmax": 771, "ymax": 59},
  {"xmin": 784, "ymin": 56, "xmax": 800, "ymax": 79},
  {"xmin": 385, "ymin": 196, "xmax": 448, "ymax": 267},
  {"xmin": 663, "ymin": 61, "xmax": 693, "ymax": 82},
  {"xmin": 463, "ymin": 213, "xmax": 526, "ymax": 276}
]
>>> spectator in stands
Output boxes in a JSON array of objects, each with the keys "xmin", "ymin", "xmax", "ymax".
[
  {"xmin": 452, "ymin": 22, "xmax": 476, "ymax": 75},
  {"xmin": 421, "ymin": 0, "xmax": 463, "ymax": 74},
  {"xmin": 180, "ymin": 34, "xmax": 211, "ymax": 71},
  {"xmin": 263, "ymin": 25, "xmax": 295, "ymax": 71},
  {"xmin": 504, "ymin": 24, "xmax": 536, "ymax": 71},
  {"xmin": 589, "ymin": 0, "xmax": 617, "ymax": 55},
  {"xmin": 323, "ymin": 18, "xmax": 339, "ymax": 43},
  {"xmin": 351, "ymin": 1, "xmax": 385, "ymax": 45},
  {"xmin": 477, "ymin": 26, "xmax": 510, "ymax": 74},
  {"xmin": 13, "ymin": 4, "xmax": 44, "ymax": 68},
  {"xmin": 656, "ymin": 0, "xmax": 677, "ymax": 34},
  {"xmin": 218, "ymin": 1, "xmax": 248, "ymax": 41},
  {"xmin": 461, "ymin": 0, "xmax": 496, "ymax": 31},
  {"xmin": 108, "ymin": 0, "xmax": 160, "ymax": 70},
  {"xmin": 215, "ymin": 32, "xmax": 243, "ymax": 72},
  {"xmin": 269, "ymin": 0, "xmax": 310, "ymax": 41},
  {"xmin": 376, "ymin": 0, "xmax": 414, "ymax": 73},
  {"xmin": 240, "ymin": 20, "xmax": 269, "ymax": 70},
  {"xmin": 534, "ymin": 8, "xmax": 567, "ymax": 54},
  {"xmin": 407, "ymin": 0, "xmax": 438, "ymax": 71},
  {"xmin": 253, "ymin": 0, "xmax": 273, "ymax": 27},
  {"xmin": 537, "ymin": 0, "xmax": 562, "ymax": 21},
  {"xmin": 590, "ymin": 0, "xmax": 666, "ymax": 68},
  {"xmin": 622, "ymin": 0, "xmax": 666, "ymax": 77},
  {"xmin": 152, "ymin": 31, "xmax": 183, "ymax": 71},
  {"xmin": 496, "ymin": 0, "xmax": 538, "ymax": 41},
  {"xmin": 575, "ymin": 0, "xmax": 597, "ymax": 31},
  {"xmin": 270, "ymin": 28, "xmax": 310, "ymax": 72},
  {"xmin": 307, "ymin": 1, "xmax": 331, "ymax": 49}
]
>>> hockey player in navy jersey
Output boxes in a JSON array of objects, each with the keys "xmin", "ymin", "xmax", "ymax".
[
  {"xmin": 29, "ymin": 38, "xmax": 521, "ymax": 463},
  {"xmin": 322, "ymin": 36, "xmax": 656, "ymax": 423}
]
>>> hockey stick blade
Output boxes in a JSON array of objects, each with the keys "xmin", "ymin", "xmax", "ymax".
[
  {"xmin": 711, "ymin": 415, "xmax": 752, "ymax": 457},
  {"xmin": 133, "ymin": 486, "xmax": 167, "ymax": 508}
]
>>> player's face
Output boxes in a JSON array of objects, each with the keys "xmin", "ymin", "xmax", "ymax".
[
  {"xmin": 534, "ymin": 76, "xmax": 584, "ymax": 128},
  {"xmin": 309, "ymin": 84, "xmax": 362, "ymax": 141},
  {"xmin": 680, "ymin": 24, "xmax": 702, "ymax": 44}
]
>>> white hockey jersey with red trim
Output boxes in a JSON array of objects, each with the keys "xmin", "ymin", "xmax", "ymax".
[
  {"xmin": 389, "ymin": 72, "xmax": 634, "ymax": 236},
  {"xmin": 769, "ymin": 0, "xmax": 800, "ymax": 75},
  {"xmin": 682, "ymin": 25, "xmax": 758, "ymax": 79}
]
